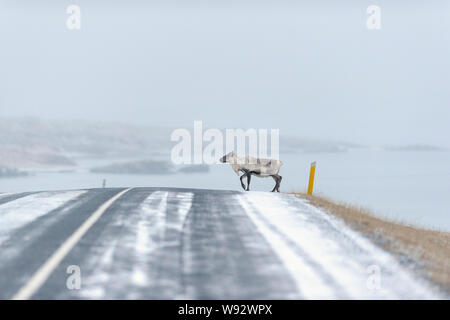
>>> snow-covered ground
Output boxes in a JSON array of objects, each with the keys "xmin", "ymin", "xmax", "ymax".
[
  {"xmin": 0, "ymin": 191, "xmax": 86, "ymax": 246},
  {"xmin": 240, "ymin": 192, "xmax": 438, "ymax": 299},
  {"xmin": 0, "ymin": 188, "xmax": 442, "ymax": 299}
]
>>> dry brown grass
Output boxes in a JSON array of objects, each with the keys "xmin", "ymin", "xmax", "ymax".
[{"xmin": 293, "ymin": 192, "xmax": 450, "ymax": 293}]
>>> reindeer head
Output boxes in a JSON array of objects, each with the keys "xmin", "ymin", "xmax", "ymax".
[{"xmin": 219, "ymin": 151, "xmax": 236, "ymax": 163}]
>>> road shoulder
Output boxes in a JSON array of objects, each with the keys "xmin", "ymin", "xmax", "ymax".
[{"xmin": 293, "ymin": 192, "xmax": 450, "ymax": 297}]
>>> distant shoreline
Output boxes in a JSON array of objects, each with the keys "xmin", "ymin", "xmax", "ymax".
[{"xmin": 0, "ymin": 167, "xmax": 29, "ymax": 179}]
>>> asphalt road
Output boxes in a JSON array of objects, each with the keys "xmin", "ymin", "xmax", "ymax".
[{"xmin": 0, "ymin": 188, "xmax": 439, "ymax": 299}]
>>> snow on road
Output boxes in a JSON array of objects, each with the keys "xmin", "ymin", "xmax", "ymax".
[
  {"xmin": 239, "ymin": 192, "xmax": 438, "ymax": 299},
  {"xmin": 0, "ymin": 188, "xmax": 441, "ymax": 299},
  {"xmin": 73, "ymin": 190, "xmax": 194, "ymax": 299},
  {"xmin": 0, "ymin": 191, "xmax": 86, "ymax": 246}
]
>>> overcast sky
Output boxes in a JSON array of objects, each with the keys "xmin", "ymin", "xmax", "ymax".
[{"xmin": 1, "ymin": 0, "xmax": 449, "ymax": 147}]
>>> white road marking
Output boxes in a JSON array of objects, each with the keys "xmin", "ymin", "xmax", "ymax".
[
  {"xmin": 11, "ymin": 188, "xmax": 132, "ymax": 300},
  {"xmin": 239, "ymin": 192, "xmax": 439, "ymax": 299},
  {"xmin": 238, "ymin": 195, "xmax": 334, "ymax": 299},
  {"xmin": 244, "ymin": 192, "xmax": 359, "ymax": 298}
]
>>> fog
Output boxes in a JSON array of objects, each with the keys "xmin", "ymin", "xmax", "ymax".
[
  {"xmin": 1, "ymin": 0, "xmax": 449, "ymax": 147},
  {"xmin": 1, "ymin": 1, "xmax": 449, "ymax": 229}
]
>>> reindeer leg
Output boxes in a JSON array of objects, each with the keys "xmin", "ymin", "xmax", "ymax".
[
  {"xmin": 240, "ymin": 172, "xmax": 248, "ymax": 190},
  {"xmin": 270, "ymin": 175, "xmax": 277, "ymax": 192},
  {"xmin": 246, "ymin": 173, "xmax": 251, "ymax": 191},
  {"xmin": 276, "ymin": 175, "xmax": 282, "ymax": 192}
]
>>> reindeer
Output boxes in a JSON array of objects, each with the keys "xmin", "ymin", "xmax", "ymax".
[{"xmin": 219, "ymin": 152, "xmax": 283, "ymax": 192}]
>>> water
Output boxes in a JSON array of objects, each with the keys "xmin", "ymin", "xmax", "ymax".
[{"xmin": 0, "ymin": 150, "xmax": 449, "ymax": 231}]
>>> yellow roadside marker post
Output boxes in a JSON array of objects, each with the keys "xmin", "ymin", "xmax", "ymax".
[{"xmin": 307, "ymin": 161, "xmax": 316, "ymax": 195}]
